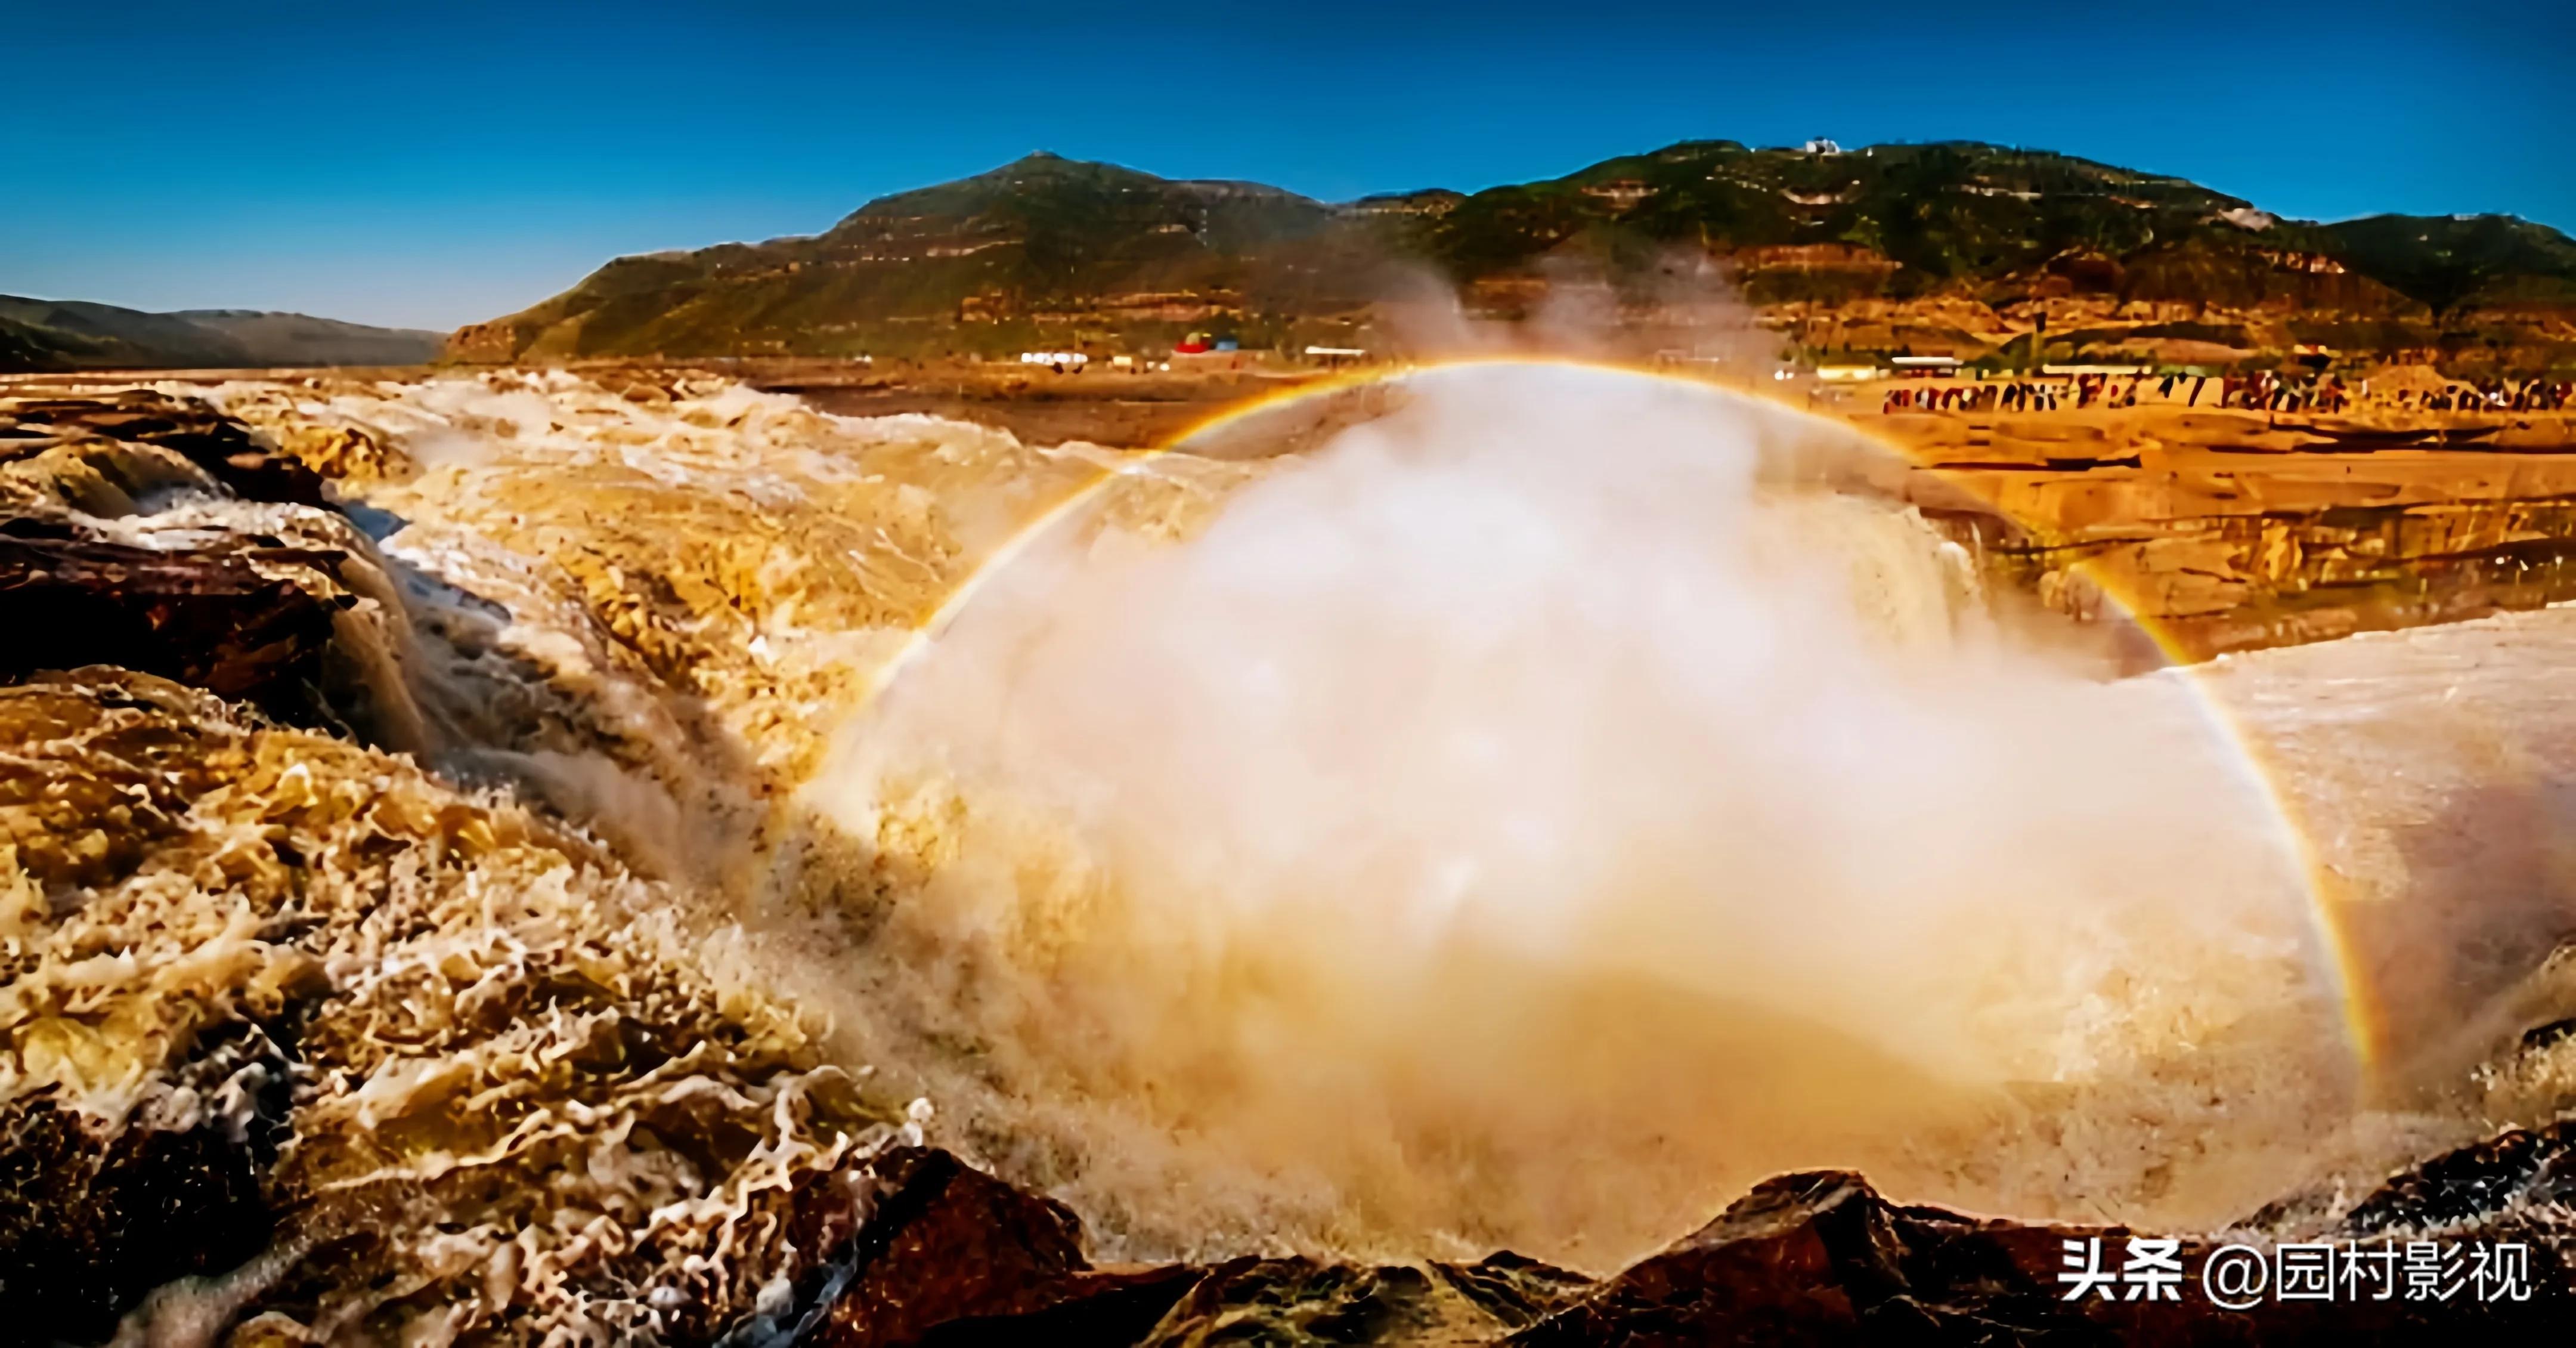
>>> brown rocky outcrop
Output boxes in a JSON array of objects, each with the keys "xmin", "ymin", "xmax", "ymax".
[
  {"xmin": 1508, "ymin": 1168, "xmax": 2565, "ymax": 1345},
  {"xmin": 441, "ymin": 316, "xmax": 524, "ymax": 365},
  {"xmin": 2, "ymin": 390, "xmax": 330, "ymax": 507},
  {"xmin": 794, "ymin": 1124, "xmax": 2576, "ymax": 1346},
  {"xmin": 787, "ymin": 1148, "xmax": 1590, "ymax": 1347},
  {"xmin": 804, "ymin": 1148, "xmax": 1208, "ymax": 1347},
  {"xmin": 0, "ymin": 526, "xmax": 354, "ymax": 716},
  {"xmin": 1879, "ymin": 405, "xmax": 2576, "ymax": 660},
  {"xmin": 0, "ymin": 393, "xmax": 369, "ymax": 725}
]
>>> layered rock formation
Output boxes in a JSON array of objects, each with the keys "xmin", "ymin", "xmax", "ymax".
[
  {"xmin": 1881, "ymin": 403, "xmax": 2576, "ymax": 657},
  {"xmin": 0, "ymin": 392, "xmax": 370, "ymax": 728}
]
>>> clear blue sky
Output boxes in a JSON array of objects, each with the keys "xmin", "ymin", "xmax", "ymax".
[{"xmin": 7, "ymin": 0, "xmax": 2567, "ymax": 331}]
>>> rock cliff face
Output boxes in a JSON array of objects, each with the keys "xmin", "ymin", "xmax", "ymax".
[{"xmin": 1881, "ymin": 404, "xmax": 2576, "ymax": 658}]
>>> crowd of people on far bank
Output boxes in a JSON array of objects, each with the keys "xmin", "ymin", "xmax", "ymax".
[
  {"xmin": 1878, "ymin": 372, "xmax": 2575, "ymax": 417},
  {"xmin": 2391, "ymin": 377, "xmax": 2576, "ymax": 413}
]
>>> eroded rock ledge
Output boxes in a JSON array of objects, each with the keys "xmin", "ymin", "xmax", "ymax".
[
  {"xmin": 0, "ymin": 391, "xmax": 358, "ymax": 725},
  {"xmin": 754, "ymin": 1127, "xmax": 2576, "ymax": 1347}
]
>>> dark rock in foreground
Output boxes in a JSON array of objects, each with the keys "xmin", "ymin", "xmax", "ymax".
[
  {"xmin": 804, "ymin": 1148, "xmax": 1205, "ymax": 1346},
  {"xmin": 788, "ymin": 1147, "xmax": 1592, "ymax": 1347},
  {"xmin": 1510, "ymin": 1167, "xmax": 2566, "ymax": 1345},
  {"xmin": 0, "ymin": 527, "xmax": 354, "ymax": 715},
  {"xmin": 3, "ymin": 390, "xmax": 331, "ymax": 506},
  {"xmin": 0, "ymin": 1027, "xmax": 295, "ymax": 1345},
  {"xmin": 2334, "ymin": 1117, "xmax": 2576, "ymax": 1238},
  {"xmin": 0, "ymin": 392, "xmax": 395, "ymax": 730},
  {"xmin": 788, "ymin": 1128, "xmax": 2576, "ymax": 1347}
]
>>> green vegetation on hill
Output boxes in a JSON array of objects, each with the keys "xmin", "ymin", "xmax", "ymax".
[
  {"xmin": 171, "ymin": 310, "xmax": 447, "ymax": 367},
  {"xmin": 1439, "ymin": 141, "xmax": 2261, "ymax": 290},
  {"xmin": 1, "ymin": 297, "xmax": 259, "ymax": 370},
  {"xmin": 2321, "ymin": 215, "xmax": 2576, "ymax": 314},
  {"xmin": 457, "ymin": 153, "xmax": 1410, "ymax": 361},
  {"xmin": 0, "ymin": 296, "xmax": 442, "ymax": 373},
  {"xmin": 447, "ymin": 142, "xmax": 2576, "ymax": 367}
]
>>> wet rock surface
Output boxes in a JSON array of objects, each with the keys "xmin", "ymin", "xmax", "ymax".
[
  {"xmin": 1, "ymin": 392, "xmax": 364, "ymax": 725},
  {"xmin": 789, "ymin": 1148, "xmax": 1588, "ymax": 1347},
  {"xmin": 1505, "ymin": 1165, "xmax": 2569, "ymax": 1346},
  {"xmin": 3, "ymin": 390, "xmax": 330, "ymax": 507},
  {"xmin": 2332, "ymin": 1118, "xmax": 2576, "ymax": 1239},
  {"xmin": 0, "ymin": 1027, "xmax": 295, "ymax": 1344},
  {"xmin": 805, "ymin": 1147, "xmax": 1205, "ymax": 1347},
  {"xmin": 791, "ymin": 1135, "xmax": 2576, "ymax": 1346},
  {"xmin": 0, "ymin": 527, "xmax": 354, "ymax": 716}
]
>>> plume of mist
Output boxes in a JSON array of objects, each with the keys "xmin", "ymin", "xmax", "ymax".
[
  {"xmin": 1364, "ymin": 247, "xmax": 1787, "ymax": 379},
  {"xmin": 788, "ymin": 363, "xmax": 2351, "ymax": 1266},
  {"xmin": 166, "ymin": 365, "xmax": 2576, "ymax": 1276}
]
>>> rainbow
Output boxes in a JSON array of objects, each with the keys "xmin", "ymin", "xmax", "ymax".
[{"xmin": 849, "ymin": 355, "xmax": 2376, "ymax": 1080}]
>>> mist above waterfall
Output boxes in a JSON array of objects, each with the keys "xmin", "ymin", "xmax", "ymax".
[{"xmin": 796, "ymin": 363, "xmax": 2349, "ymax": 1264}]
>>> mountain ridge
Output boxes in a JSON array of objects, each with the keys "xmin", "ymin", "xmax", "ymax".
[
  {"xmin": 446, "ymin": 142, "xmax": 2576, "ymax": 372},
  {"xmin": 0, "ymin": 296, "xmax": 442, "ymax": 373}
]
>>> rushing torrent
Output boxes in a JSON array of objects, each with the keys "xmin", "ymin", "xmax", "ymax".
[
  {"xmin": 780, "ymin": 363, "xmax": 2355, "ymax": 1266},
  {"xmin": 24, "ymin": 360, "xmax": 2576, "ymax": 1341}
]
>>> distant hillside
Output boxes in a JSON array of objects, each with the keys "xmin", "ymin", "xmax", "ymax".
[
  {"xmin": 0, "ymin": 296, "xmax": 441, "ymax": 372},
  {"xmin": 170, "ymin": 310, "xmax": 447, "ymax": 367},
  {"xmin": 2320, "ymin": 215, "xmax": 2576, "ymax": 314},
  {"xmin": 449, "ymin": 153, "xmax": 1404, "ymax": 363},
  {"xmin": 448, "ymin": 143, "xmax": 2576, "ymax": 372}
]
